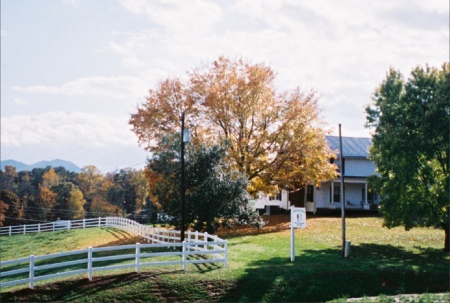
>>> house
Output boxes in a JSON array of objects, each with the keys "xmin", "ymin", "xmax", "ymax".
[{"xmin": 251, "ymin": 136, "xmax": 380, "ymax": 214}]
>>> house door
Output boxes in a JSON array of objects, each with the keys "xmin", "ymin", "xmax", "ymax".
[{"xmin": 305, "ymin": 185, "xmax": 316, "ymax": 213}]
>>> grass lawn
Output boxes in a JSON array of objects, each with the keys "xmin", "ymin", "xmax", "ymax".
[{"xmin": 0, "ymin": 215, "xmax": 448, "ymax": 302}]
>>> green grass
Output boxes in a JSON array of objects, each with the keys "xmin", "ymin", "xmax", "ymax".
[{"xmin": 0, "ymin": 216, "xmax": 448, "ymax": 302}]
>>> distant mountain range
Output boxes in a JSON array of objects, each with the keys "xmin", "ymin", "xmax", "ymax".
[{"xmin": 1, "ymin": 159, "xmax": 81, "ymax": 173}]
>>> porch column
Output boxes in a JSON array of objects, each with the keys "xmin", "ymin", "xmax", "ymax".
[
  {"xmin": 364, "ymin": 182, "xmax": 368, "ymax": 205},
  {"xmin": 330, "ymin": 181, "xmax": 334, "ymax": 203}
]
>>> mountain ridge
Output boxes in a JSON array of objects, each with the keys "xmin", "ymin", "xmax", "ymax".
[{"xmin": 1, "ymin": 159, "xmax": 82, "ymax": 173}]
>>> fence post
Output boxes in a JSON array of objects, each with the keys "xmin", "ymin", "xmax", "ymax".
[
  {"xmin": 182, "ymin": 241, "xmax": 187, "ymax": 271},
  {"xmin": 53, "ymin": 222, "xmax": 55, "ymax": 232},
  {"xmin": 23, "ymin": 224, "xmax": 26, "ymax": 235},
  {"xmin": 135, "ymin": 243, "xmax": 141, "ymax": 274},
  {"xmin": 9, "ymin": 225, "xmax": 12, "ymax": 236},
  {"xmin": 88, "ymin": 246, "xmax": 93, "ymax": 281},
  {"xmin": 195, "ymin": 231, "xmax": 199, "ymax": 250},
  {"xmin": 38, "ymin": 224, "xmax": 41, "ymax": 233},
  {"xmin": 204, "ymin": 232, "xmax": 208, "ymax": 250},
  {"xmin": 68, "ymin": 220, "xmax": 71, "ymax": 230},
  {"xmin": 83, "ymin": 218, "xmax": 86, "ymax": 229},
  {"xmin": 224, "ymin": 240, "xmax": 228, "ymax": 268},
  {"xmin": 29, "ymin": 255, "xmax": 35, "ymax": 289},
  {"xmin": 98, "ymin": 217, "xmax": 101, "ymax": 227}
]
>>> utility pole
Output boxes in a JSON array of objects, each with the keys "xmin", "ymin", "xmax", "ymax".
[
  {"xmin": 180, "ymin": 111, "xmax": 186, "ymax": 243},
  {"xmin": 180, "ymin": 110, "xmax": 190, "ymax": 243},
  {"xmin": 339, "ymin": 124, "xmax": 347, "ymax": 257}
]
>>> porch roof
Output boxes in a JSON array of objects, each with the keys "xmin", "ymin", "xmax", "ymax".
[{"xmin": 326, "ymin": 136, "xmax": 372, "ymax": 159}]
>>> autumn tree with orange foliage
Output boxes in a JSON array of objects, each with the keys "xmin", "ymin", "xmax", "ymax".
[{"xmin": 130, "ymin": 56, "xmax": 336, "ymax": 195}]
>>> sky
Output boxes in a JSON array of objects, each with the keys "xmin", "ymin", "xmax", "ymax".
[{"xmin": 1, "ymin": 0, "xmax": 449, "ymax": 174}]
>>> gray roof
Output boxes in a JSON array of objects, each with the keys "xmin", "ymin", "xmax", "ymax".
[{"xmin": 326, "ymin": 136, "xmax": 372, "ymax": 158}]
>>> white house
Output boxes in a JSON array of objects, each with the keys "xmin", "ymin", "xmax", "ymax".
[{"xmin": 251, "ymin": 136, "xmax": 380, "ymax": 214}]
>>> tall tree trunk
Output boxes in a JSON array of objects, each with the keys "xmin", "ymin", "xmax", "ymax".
[{"xmin": 444, "ymin": 225, "xmax": 449, "ymax": 253}]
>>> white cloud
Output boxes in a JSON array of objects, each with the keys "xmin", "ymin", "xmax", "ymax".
[
  {"xmin": 13, "ymin": 98, "xmax": 28, "ymax": 106},
  {"xmin": 1, "ymin": 112, "xmax": 137, "ymax": 148},
  {"xmin": 12, "ymin": 76, "xmax": 148, "ymax": 99},
  {"xmin": 62, "ymin": 0, "xmax": 80, "ymax": 9},
  {"xmin": 119, "ymin": 0, "xmax": 223, "ymax": 34}
]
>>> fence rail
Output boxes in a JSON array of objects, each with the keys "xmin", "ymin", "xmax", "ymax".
[
  {"xmin": 0, "ymin": 217, "xmax": 228, "ymax": 290},
  {"xmin": 0, "ymin": 217, "xmax": 106, "ymax": 236}
]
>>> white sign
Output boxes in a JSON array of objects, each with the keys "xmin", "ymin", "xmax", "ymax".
[
  {"xmin": 291, "ymin": 207, "xmax": 306, "ymax": 229},
  {"xmin": 290, "ymin": 207, "xmax": 306, "ymax": 262}
]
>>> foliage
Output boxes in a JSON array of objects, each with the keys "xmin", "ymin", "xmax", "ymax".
[
  {"xmin": 0, "ymin": 200, "xmax": 9, "ymax": 226},
  {"xmin": 74, "ymin": 165, "xmax": 103, "ymax": 203},
  {"xmin": 0, "ymin": 165, "xmax": 150, "ymax": 225},
  {"xmin": 366, "ymin": 62, "xmax": 450, "ymax": 251},
  {"xmin": 146, "ymin": 134, "xmax": 253, "ymax": 233},
  {"xmin": 51, "ymin": 182, "xmax": 86, "ymax": 220},
  {"xmin": 130, "ymin": 56, "xmax": 336, "ymax": 195},
  {"xmin": 1, "ymin": 189, "xmax": 23, "ymax": 225}
]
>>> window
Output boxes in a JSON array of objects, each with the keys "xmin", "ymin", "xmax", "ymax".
[
  {"xmin": 306, "ymin": 185, "xmax": 314, "ymax": 202},
  {"xmin": 269, "ymin": 190, "xmax": 282, "ymax": 201},
  {"xmin": 333, "ymin": 184, "xmax": 341, "ymax": 202}
]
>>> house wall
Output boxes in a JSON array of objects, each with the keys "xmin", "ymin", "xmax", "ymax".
[
  {"xmin": 251, "ymin": 190, "xmax": 290, "ymax": 213},
  {"xmin": 315, "ymin": 185, "xmax": 330, "ymax": 209},
  {"xmin": 336, "ymin": 159, "xmax": 376, "ymax": 177},
  {"xmin": 344, "ymin": 183, "xmax": 365, "ymax": 206}
]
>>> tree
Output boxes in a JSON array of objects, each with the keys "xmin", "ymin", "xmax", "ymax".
[
  {"xmin": 366, "ymin": 63, "xmax": 450, "ymax": 251},
  {"xmin": 74, "ymin": 165, "xmax": 104, "ymax": 214},
  {"xmin": 74, "ymin": 165, "xmax": 103, "ymax": 200},
  {"xmin": 41, "ymin": 168, "xmax": 60, "ymax": 188},
  {"xmin": 146, "ymin": 134, "xmax": 250, "ymax": 234},
  {"xmin": 51, "ymin": 182, "xmax": 86, "ymax": 220},
  {"xmin": 35, "ymin": 186, "xmax": 58, "ymax": 221},
  {"xmin": 130, "ymin": 56, "xmax": 336, "ymax": 195},
  {"xmin": 0, "ymin": 166, "xmax": 18, "ymax": 192},
  {"xmin": 17, "ymin": 171, "xmax": 36, "ymax": 222},
  {"xmin": 90, "ymin": 195, "xmax": 121, "ymax": 217},
  {"xmin": 1, "ymin": 189, "xmax": 23, "ymax": 225},
  {"xmin": 0, "ymin": 200, "xmax": 9, "ymax": 226}
]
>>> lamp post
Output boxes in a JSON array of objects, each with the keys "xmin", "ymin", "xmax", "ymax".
[{"xmin": 180, "ymin": 110, "xmax": 190, "ymax": 243}]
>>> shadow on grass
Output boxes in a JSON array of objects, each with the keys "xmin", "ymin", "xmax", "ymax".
[
  {"xmin": 219, "ymin": 244, "xmax": 450, "ymax": 303},
  {"xmin": 0, "ymin": 271, "xmax": 179, "ymax": 302},
  {"xmin": 1, "ymin": 243, "xmax": 448, "ymax": 302}
]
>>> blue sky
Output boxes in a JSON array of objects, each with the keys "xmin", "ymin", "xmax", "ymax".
[{"xmin": 1, "ymin": 0, "xmax": 449, "ymax": 173}]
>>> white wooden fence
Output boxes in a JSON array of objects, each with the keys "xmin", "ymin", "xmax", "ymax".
[
  {"xmin": 0, "ymin": 217, "xmax": 106, "ymax": 236},
  {"xmin": 0, "ymin": 217, "xmax": 228, "ymax": 290}
]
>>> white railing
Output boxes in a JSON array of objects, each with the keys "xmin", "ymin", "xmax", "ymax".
[
  {"xmin": 0, "ymin": 217, "xmax": 228, "ymax": 290},
  {"xmin": 0, "ymin": 241, "xmax": 228, "ymax": 289},
  {"xmin": 0, "ymin": 217, "xmax": 106, "ymax": 236}
]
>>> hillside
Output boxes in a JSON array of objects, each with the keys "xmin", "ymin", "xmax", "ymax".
[
  {"xmin": 0, "ymin": 217, "xmax": 448, "ymax": 302},
  {"xmin": 0, "ymin": 159, "xmax": 81, "ymax": 173}
]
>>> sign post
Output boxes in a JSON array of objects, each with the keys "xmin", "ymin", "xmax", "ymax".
[{"xmin": 290, "ymin": 206, "xmax": 306, "ymax": 262}]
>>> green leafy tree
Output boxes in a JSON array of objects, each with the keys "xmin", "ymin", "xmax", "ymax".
[
  {"xmin": 147, "ymin": 134, "xmax": 251, "ymax": 234},
  {"xmin": 366, "ymin": 63, "xmax": 450, "ymax": 251}
]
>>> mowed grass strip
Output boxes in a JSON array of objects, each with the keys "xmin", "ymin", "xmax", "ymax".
[
  {"xmin": 0, "ymin": 227, "xmax": 141, "ymax": 261},
  {"xmin": 0, "ymin": 216, "xmax": 448, "ymax": 302}
]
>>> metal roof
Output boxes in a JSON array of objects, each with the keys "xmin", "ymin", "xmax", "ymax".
[{"xmin": 326, "ymin": 136, "xmax": 372, "ymax": 158}]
